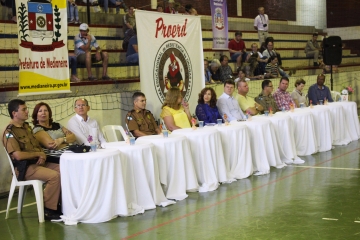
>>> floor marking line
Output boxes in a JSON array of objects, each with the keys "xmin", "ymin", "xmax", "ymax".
[
  {"xmin": 291, "ymin": 166, "xmax": 360, "ymax": 171},
  {"xmin": 122, "ymin": 147, "xmax": 360, "ymax": 240},
  {"xmin": 0, "ymin": 202, "xmax": 37, "ymax": 214}
]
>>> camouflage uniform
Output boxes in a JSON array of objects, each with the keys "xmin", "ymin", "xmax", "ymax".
[{"xmin": 254, "ymin": 91, "xmax": 279, "ymax": 113}]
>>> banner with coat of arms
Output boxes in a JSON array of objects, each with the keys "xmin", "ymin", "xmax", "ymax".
[
  {"xmin": 210, "ymin": 0, "xmax": 228, "ymax": 50},
  {"xmin": 16, "ymin": 0, "xmax": 70, "ymax": 96},
  {"xmin": 136, "ymin": 10, "xmax": 205, "ymax": 117}
]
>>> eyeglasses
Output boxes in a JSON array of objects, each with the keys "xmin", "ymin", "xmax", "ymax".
[{"xmin": 75, "ymin": 104, "xmax": 87, "ymax": 108}]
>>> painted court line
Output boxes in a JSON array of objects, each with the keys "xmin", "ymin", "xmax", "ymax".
[
  {"xmin": 122, "ymin": 147, "xmax": 360, "ymax": 240},
  {"xmin": 0, "ymin": 202, "xmax": 36, "ymax": 214},
  {"xmin": 291, "ymin": 166, "xmax": 360, "ymax": 171}
]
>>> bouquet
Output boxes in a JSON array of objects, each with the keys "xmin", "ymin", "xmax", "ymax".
[
  {"xmin": 342, "ymin": 86, "xmax": 354, "ymax": 95},
  {"xmin": 87, "ymin": 135, "xmax": 94, "ymax": 144}
]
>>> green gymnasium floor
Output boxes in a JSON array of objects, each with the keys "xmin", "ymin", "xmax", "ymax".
[{"xmin": 0, "ymin": 141, "xmax": 360, "ymax": 240}]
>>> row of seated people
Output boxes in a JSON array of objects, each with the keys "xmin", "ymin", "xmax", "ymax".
[
  {"xmin": 1, "ymin": 73, "xmax": 332, "ymax": 221},
  {"xmin": 161, "ymin": 74, "xmax": 333, "ymax": 131},
  {"xmin": 229, "ymin": 31, "xmax": 337, "ymax": 77}
]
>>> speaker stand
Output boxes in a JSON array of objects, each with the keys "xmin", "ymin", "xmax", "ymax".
[{"xmin": 330, "ymin": 65, "xmax": 333, "ymax": 91}]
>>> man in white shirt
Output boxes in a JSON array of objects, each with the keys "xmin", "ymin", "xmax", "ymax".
[
  {"xmin": 216, "ymin": 79, "xmax": 246, "ymax": 121},
  {"xmin": 254, "ymin": 7, "xmax": 269, "ymax": 44},
  {"xmin": 67, "ymin": 98, "xmax": 107, "ymax": 148}
]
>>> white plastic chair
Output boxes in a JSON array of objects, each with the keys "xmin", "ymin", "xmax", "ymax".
[
  {"xmin": 3, "ymin": 147, "xmax": 45, "ymax": 223},
  {"xmin": 102, "ymin": 125, "xmax": 127, "ymax": 142},
  {"xmin": 331, "ymin": 91, "xmax": 341, "ymax": 102}
]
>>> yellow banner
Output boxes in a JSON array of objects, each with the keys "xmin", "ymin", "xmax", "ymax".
[{"xmin": 16, "ymin": 0, "xmax": 70, "ymax": 96}]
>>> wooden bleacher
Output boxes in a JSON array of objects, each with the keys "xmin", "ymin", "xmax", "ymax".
[{"xmin": 0, "ymin": 6, "xmax": 359, "ymax": 86}]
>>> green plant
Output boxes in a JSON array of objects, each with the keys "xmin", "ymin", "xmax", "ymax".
[
  {"xmin": 18, "ymin": 3, "xmax": 29, "ymax": 42},
  {"xmin": 53, "ymin": 5, "xmax": 62, "ymax": 42}
]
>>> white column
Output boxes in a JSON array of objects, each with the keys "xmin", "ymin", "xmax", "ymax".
[
  {"xmin": 237, "ymin": 0, "xmax": 242, "ymax": 16},
  {"xmin": 151, "ymin": 0, "xmax": 157, "ymax": 9}
]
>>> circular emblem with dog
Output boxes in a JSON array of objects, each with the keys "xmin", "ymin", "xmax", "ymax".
[{"xmin": 153, "ymin": 40, "xmax": 193, "ymax": 103}]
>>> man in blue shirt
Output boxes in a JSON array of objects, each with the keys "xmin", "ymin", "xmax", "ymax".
[
  {"xmin": 307, "ymin": 74, "xmax": 333, "ymax": 105},
  {"xmin": 126, "ymin": 28, "xmax": 138, "ymax": 64}
]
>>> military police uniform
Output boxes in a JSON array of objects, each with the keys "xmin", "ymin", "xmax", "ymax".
[
  {"xmin": 2, "ymin": 122, "xmax": 61, "ymax": 210},
  {"xmin": 254, "ymin": 92, "xmax": 279, "ymax": 113},
  {"xmin": 125, "ymin": 109, "xmax": 159, "ymax": 136}
]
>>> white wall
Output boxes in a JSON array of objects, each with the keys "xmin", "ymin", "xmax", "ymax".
[
  {"xmin": 288, "ymin": 0, "xmax": 327, "ymax": 29},
  {"xmin": 325, "ymin": 26, "xmax": 360, "ymax": 40},
  {"xmin": 236, "ymin": 0, "xmax": 327, "ymax": 29}
]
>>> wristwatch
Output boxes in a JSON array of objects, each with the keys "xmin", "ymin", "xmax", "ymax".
[
  {"xmin": 63, "ymin": 137, "xmax": 67, "ymax": 143},
  {"xmin": 255, "ymin": 104, "xmax": 258, "ymax": 110}
]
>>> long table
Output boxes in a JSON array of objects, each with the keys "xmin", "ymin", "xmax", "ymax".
[{"xmin": 59, "ymin": 101, "xmax": 359, "ymax": 224}]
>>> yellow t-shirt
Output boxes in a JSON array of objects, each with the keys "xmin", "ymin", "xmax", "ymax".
[
  {"xmin": 235, "ymin": 94, "xmax": 256, "ymax": 113},
  {"xmin": 160, "ymin": 106, "xmax": 191, "ymax": 129}
]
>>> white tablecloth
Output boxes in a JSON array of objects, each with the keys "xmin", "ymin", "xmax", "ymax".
[
  {"xmin": 323, "ymin": 103, "xmax": 352, "ymax": 145},
  {"xmin": 306, "ymin": 106, "xmax": 333, "ymax": 152},
  {"xmin": 332, "ymin": 101, "xmax": 360, "ymax": 141},
  {"xmin": 253, "ymin": 114, "xmax": 304, "ymax": 164},
  {"xmin": 136, "ymin": 135, "xmax": 199, "ymax": 200},
  {"xmin": 213, "ymin": 124, "xmax": 253, "ymax": 179},
  {"xmin": 231, "ymin": 118, "xmax": 287, "ymax": 175},
  {"xmin": 60, "ymin": 149, "xmax": 144, "ymax": 225},
  {"xmin": 172, "ymin": 128, "xmax": 234, "ymax": 192},
  {"xmin": 104, "ymin": 141, "xmax": 175, "ymax": 210},
  {"xmin": 276, "ymin": 109, "xmax": 318, "ymax": 156}
]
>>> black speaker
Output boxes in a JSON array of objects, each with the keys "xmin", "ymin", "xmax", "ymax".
[{"xmin": 323, "ymin": 36, "xmax": 342, "ymax": 65}]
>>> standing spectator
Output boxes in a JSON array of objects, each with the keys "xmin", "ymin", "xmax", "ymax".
[
  {"xmin": 123, "ymin": 6, "xmax": 136, "ymax": 34},
  {"xmin": 126, "ymin": 28, "xmax": 138, "ymax": 63},
  {"xmin": 219, "ymin": 55, "xmax": 233, "ymax": 82},
  {"xmin": 254, "ymin": 7, "xmax": 269, "ymax": 44},
  {"xmin": 272, "ymin": 77, "xmax": 296, "ymax": 111},
  {"xmin": 307, "ymin": 74, "xmax": 333, "ymax": 105},
  {"xmin": 228, "ymin": 31, "xmax": 247, "ymax": 63},
  {"xmin": 74, "ymin": 23, "xmax": 110, "ymax": 80},
  {"xmin": 67, "ymin": 1, "xmax": 80, "ymax": 24},
  {"xmin": 305, "ymin": 33, "xmax": 322, "ymax": 67}
]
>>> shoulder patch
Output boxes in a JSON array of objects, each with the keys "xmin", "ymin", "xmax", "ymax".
[{"xmin": 5, "ymin": 133, "xmax": 13, "ymax": 138}]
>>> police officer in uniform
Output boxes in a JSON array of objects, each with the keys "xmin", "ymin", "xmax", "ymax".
[
  {"xmin": 2, "ymin": 99, "xmax": 61, "ymax": 220},
  {"xmin": 255, "ymin": 79, "xmax": 279, "ymax": 113},
  {"xmin": 126, "ymin": 92, "xmax": 161, "ymax": 137}
]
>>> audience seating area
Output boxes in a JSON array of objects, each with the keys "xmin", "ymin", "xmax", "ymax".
[{"xmin": 0, "ymin": 6, "xmax": 360, "ymax": 86}]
